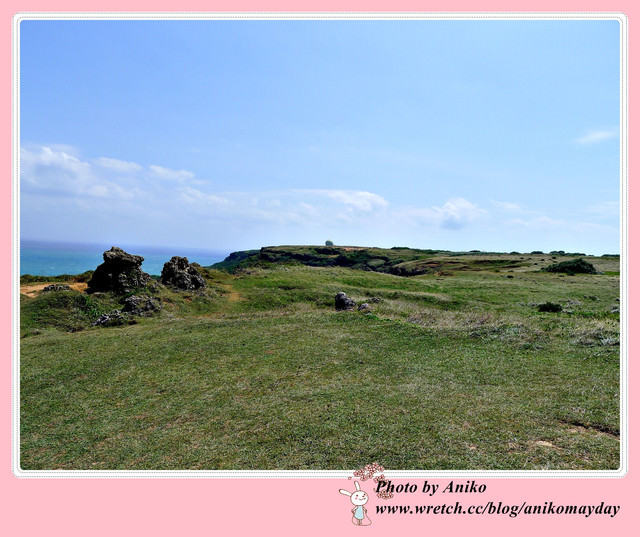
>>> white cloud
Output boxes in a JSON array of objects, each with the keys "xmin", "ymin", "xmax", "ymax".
[
  {"xmin": 299, "ymin": 202, "xmax": 316, "ymax": 213},
  {"xmin": 404, "ymin": 198, "xmax": 487, "ymax": 230},
  {"xmin": 491, "ymin": 200, "xmax": 522, "ymax": 212},
  {"xmin": 575, "ymin": 130, "xmax": 617, "ymax": 145},
  {"xmin": 179, "ymin": 186, "xmax": 228, "ymax": 206},
  {"xmin": 508, "ymin": 216, "xmax": 565, "ymax": 228},
  {"xmin": 21, "ymin": 149, "xmax": 395, "ymax": 234},
  {"xmin": 149, "ymin": 164, "xmax": 195, "ymax": 182},
  {"xmin": 23, "ymin": 145, "xmax": 88, "ymax": 173},
  {"xmin": 292, "ymin": 189, "xmax": 389, "ymax": 211},
  {"xmin": 20, "ymin": 145, "xmax": 206, "ymax": 205},
  {"xmin": 323, "ymin": 190, "xmax": 389, "ymax": 211},
  {"xmin": 19, "ymin": 144, "xmax": 512, "ymax": 249},
  {"xmin": 21, "ymin": 145, "xmax": 111, "ymax": 199},
  {"xmin": 437, "ymin": 198, "xmax": 487, "ymax": 229},
  {"xmin": 94, "ymin": 157, "xmax": 143, "ymax": 173},
  {"xmin": 586, "ymin": 201, "xmax": 619, "ymax": 218}
]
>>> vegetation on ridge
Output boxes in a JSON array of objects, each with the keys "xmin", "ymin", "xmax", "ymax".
[{"xmin": 209, "ymin": 245, "xmax": 562, "ymax": 275}]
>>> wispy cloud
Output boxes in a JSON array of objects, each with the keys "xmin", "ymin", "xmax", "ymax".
[
  {"xmin": 586, "ymin": 200, "xmax": 620, "ymax": 218},
  {"xmin": 149, "ymin": 165, "xmax": 195, "ymax": 183},
  {"xmin": 179, "ymin": 186, "xmax": 228, "ymax": 206},
  {"xmin": 20, "ymin": 145, "xmax": 396, "ymax": 230},
  {"xmin": 575, "ymin": 130, "xmax": 618, "ymax": 145},
  {"xmin": 491, "ymin": 200, "xmax": 522, "ymax": 212},
  {"xmin": 298, "ymin": 189, "xmax": 389, "ymax": 211},
  {"xmin": 506, "ymin": 214, "xmax": 616, "ymax": 238},
  {"xmin": 20, "ymin": 143, "xmax": 495, "ymax": 247},
  {"xmin": 508, "ymin": 215, "xmax": 565, "ymax": 228},
  {"xmin": 402, "ymin": 198, "xmax": 487, "ymax": 230},
  {"xmin": 95, "ymin": 157, "xmax": 143, "ymax": 174},
  {"xmin": 21, "ymin": 145, "xmax": 129, "ymax": 200}
]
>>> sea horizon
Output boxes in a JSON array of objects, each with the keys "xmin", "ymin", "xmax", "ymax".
[{"xmin": 20, "ymin": 239, "xmax": 230, "ymax": 277}]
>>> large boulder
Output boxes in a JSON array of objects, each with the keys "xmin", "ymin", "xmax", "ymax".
[
  {"xmin": 87, "ymin": 247, "xmax": 151, "ymax": 294},
  {"xmin": 160, "ymin": 256, "xmax": 206, "ymax": 290}
]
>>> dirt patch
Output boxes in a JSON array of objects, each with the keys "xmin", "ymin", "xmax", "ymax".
[
  {"xmin": 20, "ymin": 282, "xmax": 88, "ymax": 298},
  {"xmin": 220, "ymin": 283, "xmax": 243, "ymax": 302}
]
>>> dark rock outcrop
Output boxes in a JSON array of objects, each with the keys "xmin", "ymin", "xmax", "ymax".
[
  {"xmin": 160, "ymin": 256, "xmax": 206, "ymax": 291},
  {"xmin": 87, "ymin": 247, "xmax": 151, "ymax": 294},
  {"xmin": 122, "ymin": 295, "xmax": 162, "ymax": 316},
  {"xmin": 335, "ymin": 292, "xmax": 356, "ymax": 311},
  {"xmin": 92, "ymin": 295, "xmax": 161, "ymax": 328}
]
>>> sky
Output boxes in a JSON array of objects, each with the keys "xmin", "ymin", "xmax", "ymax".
[{"xmin": 19, "ymin": 18, "xmax": 622, "ymax": 254}]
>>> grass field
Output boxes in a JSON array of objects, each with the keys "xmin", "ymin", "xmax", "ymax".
[{"xmin": 19, "ymin": 249, "xmax": 620, "ymax": 470}]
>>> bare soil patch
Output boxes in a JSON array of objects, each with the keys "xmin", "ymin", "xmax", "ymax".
[
  {"xmin": 220, "ymin": 283, "xmax": 243, "ymax": 302},
  {"xmin": 20, "ymin": 282, "xmax": 88, "ymax": 298}
]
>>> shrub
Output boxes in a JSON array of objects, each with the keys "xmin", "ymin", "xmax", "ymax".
[
  {"xmin": 542, "ymin": 258, "xmax": 597, "ymax": 275},
  {"xmin": 20, "ymin": 271, "xmax": 93, "ymax": 284},
  {"xmin": 538, "ymin": 302, "xmax": 563, "ymax": 313}
]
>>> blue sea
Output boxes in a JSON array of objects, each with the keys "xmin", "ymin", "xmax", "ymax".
[{"xmin": 20, "ymin": 240, "xmax": 230, "ymax": 276}]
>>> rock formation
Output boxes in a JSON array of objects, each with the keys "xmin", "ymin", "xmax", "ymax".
[
  {"xmin": 160, "ymin": 256, "xmax": 206, "ymax": 291},
  {"xmin": 335, "ymin": 292, "xmax": 356, "ymax": 311},
  {"xmin": 42, "ymin": 284, "xmax": 71, "ymax": 292},
  {"xmin": 87, "ymin": 247, "xmax": 151, "ymax": 294},
  {"xmin": 122, "ymin": 295, "xmax": 162, "ymax": 316}
]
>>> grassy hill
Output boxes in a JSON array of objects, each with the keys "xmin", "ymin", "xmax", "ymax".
[
  {"xmin": 210, "ymin": 244, "xmax": 604, "ymax": 276},
  {"xmin": 20, "ymin": 246, "xmax": 620, "ymax": 470}
]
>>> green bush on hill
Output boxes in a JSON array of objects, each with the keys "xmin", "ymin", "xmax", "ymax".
[
  {"xmin": 538, "ymin": 301, "xmax": 563, "ymax": 313},
  {"xmin": 20, "ymin": 271, "xmax": 94, "ymax": 284},
  {"xmin": 543, "ymin": 258, "xmax": 597, "ymax": 275}
]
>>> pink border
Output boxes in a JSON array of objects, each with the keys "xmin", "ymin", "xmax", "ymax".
[{"xmin": 4, "ymin": 3, "xmax": 635, "ymax": 535}]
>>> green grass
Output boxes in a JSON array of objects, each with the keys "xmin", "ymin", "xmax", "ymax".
[
  {"xmin": 21, "ymin": 290, "xmax": 122, "ymax": 334},
  {"xmin": 20, "ymin": 251, "xmax": 620, "ymax": 470}
]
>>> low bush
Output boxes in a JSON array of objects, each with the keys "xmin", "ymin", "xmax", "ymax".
[
  {"xmin": 538, "ymin": 302, "xmax": 563, "ymax": 313},
  {"xmin": 543, "ymin": 258, "xmax": 597, "ymax": 275},
  {"xmin": 20, "ymin": 271, "xmax": 93, "ymax": 284}
]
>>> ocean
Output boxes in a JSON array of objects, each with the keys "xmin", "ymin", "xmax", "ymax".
[{"xmin": 20, "ymin": 240, "xmax": 230, "ymax": 276}]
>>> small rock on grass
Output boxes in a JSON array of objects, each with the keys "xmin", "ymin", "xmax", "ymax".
[
  {"xmin": 335, "ymin": 292, "xmax": 356, "ymax": 311},
  {"xmin": 42, "ymin": 284, "xmax": 71, "ymax": 292}
]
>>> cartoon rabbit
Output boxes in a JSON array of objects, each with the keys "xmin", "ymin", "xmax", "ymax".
[{"xmin": 339, "ymin": 481, "xmax": 372, "ymax": 526}]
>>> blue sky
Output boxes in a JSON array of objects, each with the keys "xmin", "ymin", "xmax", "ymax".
[{"xmin": 19, "ymin": 19, "xmax": 621, "ymax": 254}]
